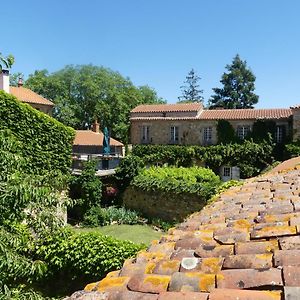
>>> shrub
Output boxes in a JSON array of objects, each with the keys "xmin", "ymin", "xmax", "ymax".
[
  {"xmin": 285, "ymin": 141, "xmax": 300, "ymax": 158},
  {"xmin": 0, "ymin": 91, "xmax": 75, "ymax": 174},
  {"xmin": 132, "ymin": 145, "xmax": 195, "ymax": 167},
  {"xmin": 115, "ymin": 155, "xmax": 145, "ymax": 191},
  {"xmin": 35, "ymin": 228, "xmax": 144, "ymax": 295},
  {"xmin": 69, "ymin": 160, "xmax": 102, "ymax": 221},
  {"xmin": 132, "ymin": 166, "xmax": 221, "ymax": 199},
  {"xmin": 83, "ymin": 206, "xmax": 140, "ymax": 227}
]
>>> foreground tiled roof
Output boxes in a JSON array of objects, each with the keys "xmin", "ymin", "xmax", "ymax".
[
  {"xmin": 68, "ymin": 161, "xmax": 300, "ymax": 300},
  {"xmin": 131, "ymin": 103, "xmax": 203, "ymax": 113},
  {"xmin": 73, "ymin": 130, "xmax": 124, "ymax": 147},
  {"xmin": 10, "ymin": 86, "xmax": 54, "ymax": 106},
  {"xmin": 199, "ymin": 108, "xmax": 292, "ymax": 120}
]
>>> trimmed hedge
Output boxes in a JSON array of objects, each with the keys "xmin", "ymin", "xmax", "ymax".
[
  {"xmin": 132, "ymin": 166, "xmax": 221, "ymax": 199},
  {"xmin": 0, "ymin": 91, "xmax": 75, "ymax": 174},
  {"xmin": 35, "ymin": 228, "xmax": 144, "ymax": 294}
]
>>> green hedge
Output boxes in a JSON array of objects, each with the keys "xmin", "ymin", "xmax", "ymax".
[
  {"xmin": 132, "ymin": 166, "xmax": 221, "ymax": 199},
  {"xmin": 0, "ymin": 91, "xmax": 75, "ymax": 174},
  {"xmin": 132, "ymin": 140, "xmax": 274, "ymax": 178},
  {"xmin": 35, "ymin": 228, "xmax": 144, "ymax": 295}
]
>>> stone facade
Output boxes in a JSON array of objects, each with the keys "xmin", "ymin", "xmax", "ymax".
[
  {"xmin": 30, "ymin": 102, "xmax": 53, "ymax": 115},
  {"xmin": 291, "ymin": 107, "xmax": 300, "ymax": 141},
  {"xmin": 131, "ymin": 118, "xmax": 291, "ymax": 146}
]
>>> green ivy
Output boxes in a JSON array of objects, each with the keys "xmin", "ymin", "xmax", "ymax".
[
  {"xmin": 132, "ymin": 140, "xmax": 275, "ymax": 178},
  {"xmin": 0, "ymin": 91, "xmax": 75, "ymax": 174},
  {"xmin": 216, "ymin": 119, "xmax": 237, "ymax": 144}
]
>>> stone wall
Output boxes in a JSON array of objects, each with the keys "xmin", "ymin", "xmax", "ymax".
[
  {"xmin": 130, "ymin": 119, "xmax": 291, "ymax": 145},
  {"xmin": 131, "ymin": 119, "xmax": 218, "ymax": 145},
  {"xmin": 123, "ymin": 186, "xmax": 207, "ymax": 222},
  {"xmin": 292, "ymin": 108, "xmax": 300, "ymax": 141}
]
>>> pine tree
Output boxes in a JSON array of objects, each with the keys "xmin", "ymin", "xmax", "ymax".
[
  {"xmin": 178, "ymin": 69, "xmax": 204, "ymax": 103},
  {"xmin": 209, "ymin": 54, "xmax": 259, "ymax": 109}
]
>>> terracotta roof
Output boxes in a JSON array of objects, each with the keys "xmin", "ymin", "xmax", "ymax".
[
  {"xmin": 131, "ymin": 117, "xmax": 199, "ymax": 121},
  {"xmin": 290, "ymin": 104, "xmax": 300, "ymax": 109},
  {"xmin": 10, "ymin": 86, "xmax": 54, "ymax": 106},
  {"xmin": 68, "ymin": 161, "xmax": 300, "ymax": 300},
  {"xmin": 73, "ymin": 130, "xmax": 124, "ymax": 147},
  {"xmin": 199, "ymin": 108, "xmax": 292, "ymax": 120},
  {"xmin": 131, "ymin": 103, "xmax": 203, "ymax": 113}
]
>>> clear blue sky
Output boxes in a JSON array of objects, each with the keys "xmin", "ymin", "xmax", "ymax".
[{"xmin": 2, "ymin": 0, "xmax": 300, "ymax": 108}]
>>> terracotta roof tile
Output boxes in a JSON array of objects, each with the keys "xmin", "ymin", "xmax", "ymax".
[
  {"xmin": 199, "ymin": 108, "xmax": 292, "ymax": 120},
  {"xmin": 73, "ymin": 130, "xmax": 124, "ymax": 147},
  {"xmin": 130, "ymin": 106, "xmax": 292, "ymax": 121},
  {"xmin": 68, "ymin": 158, "xmax": 300, "ymax": 300},
  {"xmin": 10, "ymin": 86, "xmax": 54, "ymax": 106},
  {"xmin": 131, "ymin": 103, "xmax": 203, "ymax": 113}
]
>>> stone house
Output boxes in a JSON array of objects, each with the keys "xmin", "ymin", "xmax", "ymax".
[
  {"xmin": 72, "ymin": 120, "xmax": 124, "ymax": 170},
  {"xmin": 130, "ymin": 103, "xmax": 295, "ymax": 145},
  {"xmin": 0, "ymin": 70, "xmax": 54, "ymax": 114}
]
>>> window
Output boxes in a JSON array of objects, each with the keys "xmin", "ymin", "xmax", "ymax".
[
  {"xmin": 237, "ymin": 125, "xmax": 251, "ymax": 140},
  {"xmin": 141, "ymin": 125, "xmax": 150, "ymax": 143},
  {"xmin": 223, "ymin": 166, "xmax": 231, "ymax": 177},
  {"xmin": 203, "ymin": 127, "xmax": 212, "ymax": 143},
  {"xmin": 170, "ymin": 126, "xmax": 179, "ymax": 143},
  {"xmin": 275, "ymin": 126, "xmax": 284, "ymax": 143}
]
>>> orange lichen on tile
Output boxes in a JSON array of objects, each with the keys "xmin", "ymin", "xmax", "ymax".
[
  {"xmin": 183, "ymin": 272, "xmax": 215, "ymax": 292},
  {"xmin": 137, "ymin": 251, "xmax": 166, "ymax": 263},
  {"xmin": 145, "ymin": 262, "xmax": 156, "ymax": 274},
  {"xmin": 106, "ymin": 270, "xmax": 120, "ymax": 278},
  {"xmin": 201, "ymin": 257, "xmax": 223, "ymax": 274},
  {"xmin": 232, "ymin": 219, "xmax": 252, "ymax": 230},
  {"xmin": 96, "ymin": 276, "xmax": 129, "ymax": 292},
  {"xmin": 143, "ymin": 274, "xmax": 170, "ymax": 289},
  {"xmin": 84, "ymin": 282, "xmax": 98, "ymax": 291}
]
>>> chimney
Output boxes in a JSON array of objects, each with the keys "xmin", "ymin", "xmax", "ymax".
[
  {"xmin": 0, "ymin": 70, "xmax": 10, "ymax": 93},
  {"xmin": 92, "ymin": 120, "xmax": 100, "ymax": 133},
  {"xmin": 18, "ymin": 77, "xmax": 23, "ymax": 87}
]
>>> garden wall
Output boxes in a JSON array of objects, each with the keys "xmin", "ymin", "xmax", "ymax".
[{"xmin": 123, "ymin": 186, "xmax": 207, "ymax": 222}]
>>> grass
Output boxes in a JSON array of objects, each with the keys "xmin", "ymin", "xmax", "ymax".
[{"xmin": 74, "ymin": 224, "xmax": 163, "ymax": 245}]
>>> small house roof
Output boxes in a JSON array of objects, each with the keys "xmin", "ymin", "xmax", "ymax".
[
  {"xmin": 73, "ymin": 130, "xmax": 124, "ymax": 147},
  {"xmin": 10, "ymin": 86, "xmax": 54, "ymax": 106}
]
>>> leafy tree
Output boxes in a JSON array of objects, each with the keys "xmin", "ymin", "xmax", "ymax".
[
  {"xmin": 9, "ymin": 72, "xmax": 24, "ymax": 86},
  {"xmin": 209, "ymin": 54, "xmax": 259, "ymax": 109},
  {"xmin": 0, "ymin": 52, "xmax": 14, "ymax": 71},
  {"xmin": 178, "ymin": 69, "xmax": 204, "ymax": 103},
  {"xmin": 25, "ymin": 65, "xmax": 165, "ymax": 142}
]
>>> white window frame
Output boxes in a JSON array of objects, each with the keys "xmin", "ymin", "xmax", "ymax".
[
  {"xmin": 141, "ymin": 125, "xmax": 150, "ymax": 143},
  {"xmin": 237, "ymin": 125, "xmax": 251, "ymax": 140},
  {"xmin": 170, "ymin": 126, "xmax": 179, "ymax": 143},
  {"xmin": 275, "ymin": 125, "xmax": 283, "ymax": 143},
  {"xmin": 203, "ymin": 127, "xmax": 212, "ymax": 143},
  {"xmin": 223, "ymin": 166, "xmax": 231, "ymax": 178}
]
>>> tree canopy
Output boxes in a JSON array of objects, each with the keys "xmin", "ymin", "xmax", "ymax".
[
  {"xmin": 0, "ymin": 52, "xmax": 14, "ymax": 71},
  {"xmin": 178, "ymin": 68, "xmax": 204, "ymax": 103},
  {"xmin": 209, "ymin": 54, "xmax": 259, "ymax": 109},
  {"xmin": 25, "ymin": 65, "xmax": 165, "ymax": 143}
]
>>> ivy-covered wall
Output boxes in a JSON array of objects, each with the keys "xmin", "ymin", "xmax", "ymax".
[
  {"xmin": 132, "ymin": 141, "xmax": 274, "ymax": 178},
  {"xmin": 0, "ymin": 91, "xmax": 75, "ymax": 174}
]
